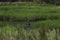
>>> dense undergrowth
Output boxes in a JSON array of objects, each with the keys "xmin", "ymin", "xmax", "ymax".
[{"xmin": 0, "ymin": 2, "xmax": 60, "ymax": 40}]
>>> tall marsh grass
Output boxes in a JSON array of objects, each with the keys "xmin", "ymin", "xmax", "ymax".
[
  {"xmin": 0, "ymin": 2, "xmax": 59, "ymax": 40},
  {"xmin": 0, "ymin": 23, "xmax": 60, "ymax": 40}
]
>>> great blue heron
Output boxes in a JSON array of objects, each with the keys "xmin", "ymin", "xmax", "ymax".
[{"xmin": 0, "ymin": 16, "xmax": 48, "ymax": 40}]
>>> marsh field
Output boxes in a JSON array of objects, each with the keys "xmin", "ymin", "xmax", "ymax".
[{"xmin": 0, "ymin": 2, "xmax": 60, "ymax": 40}]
